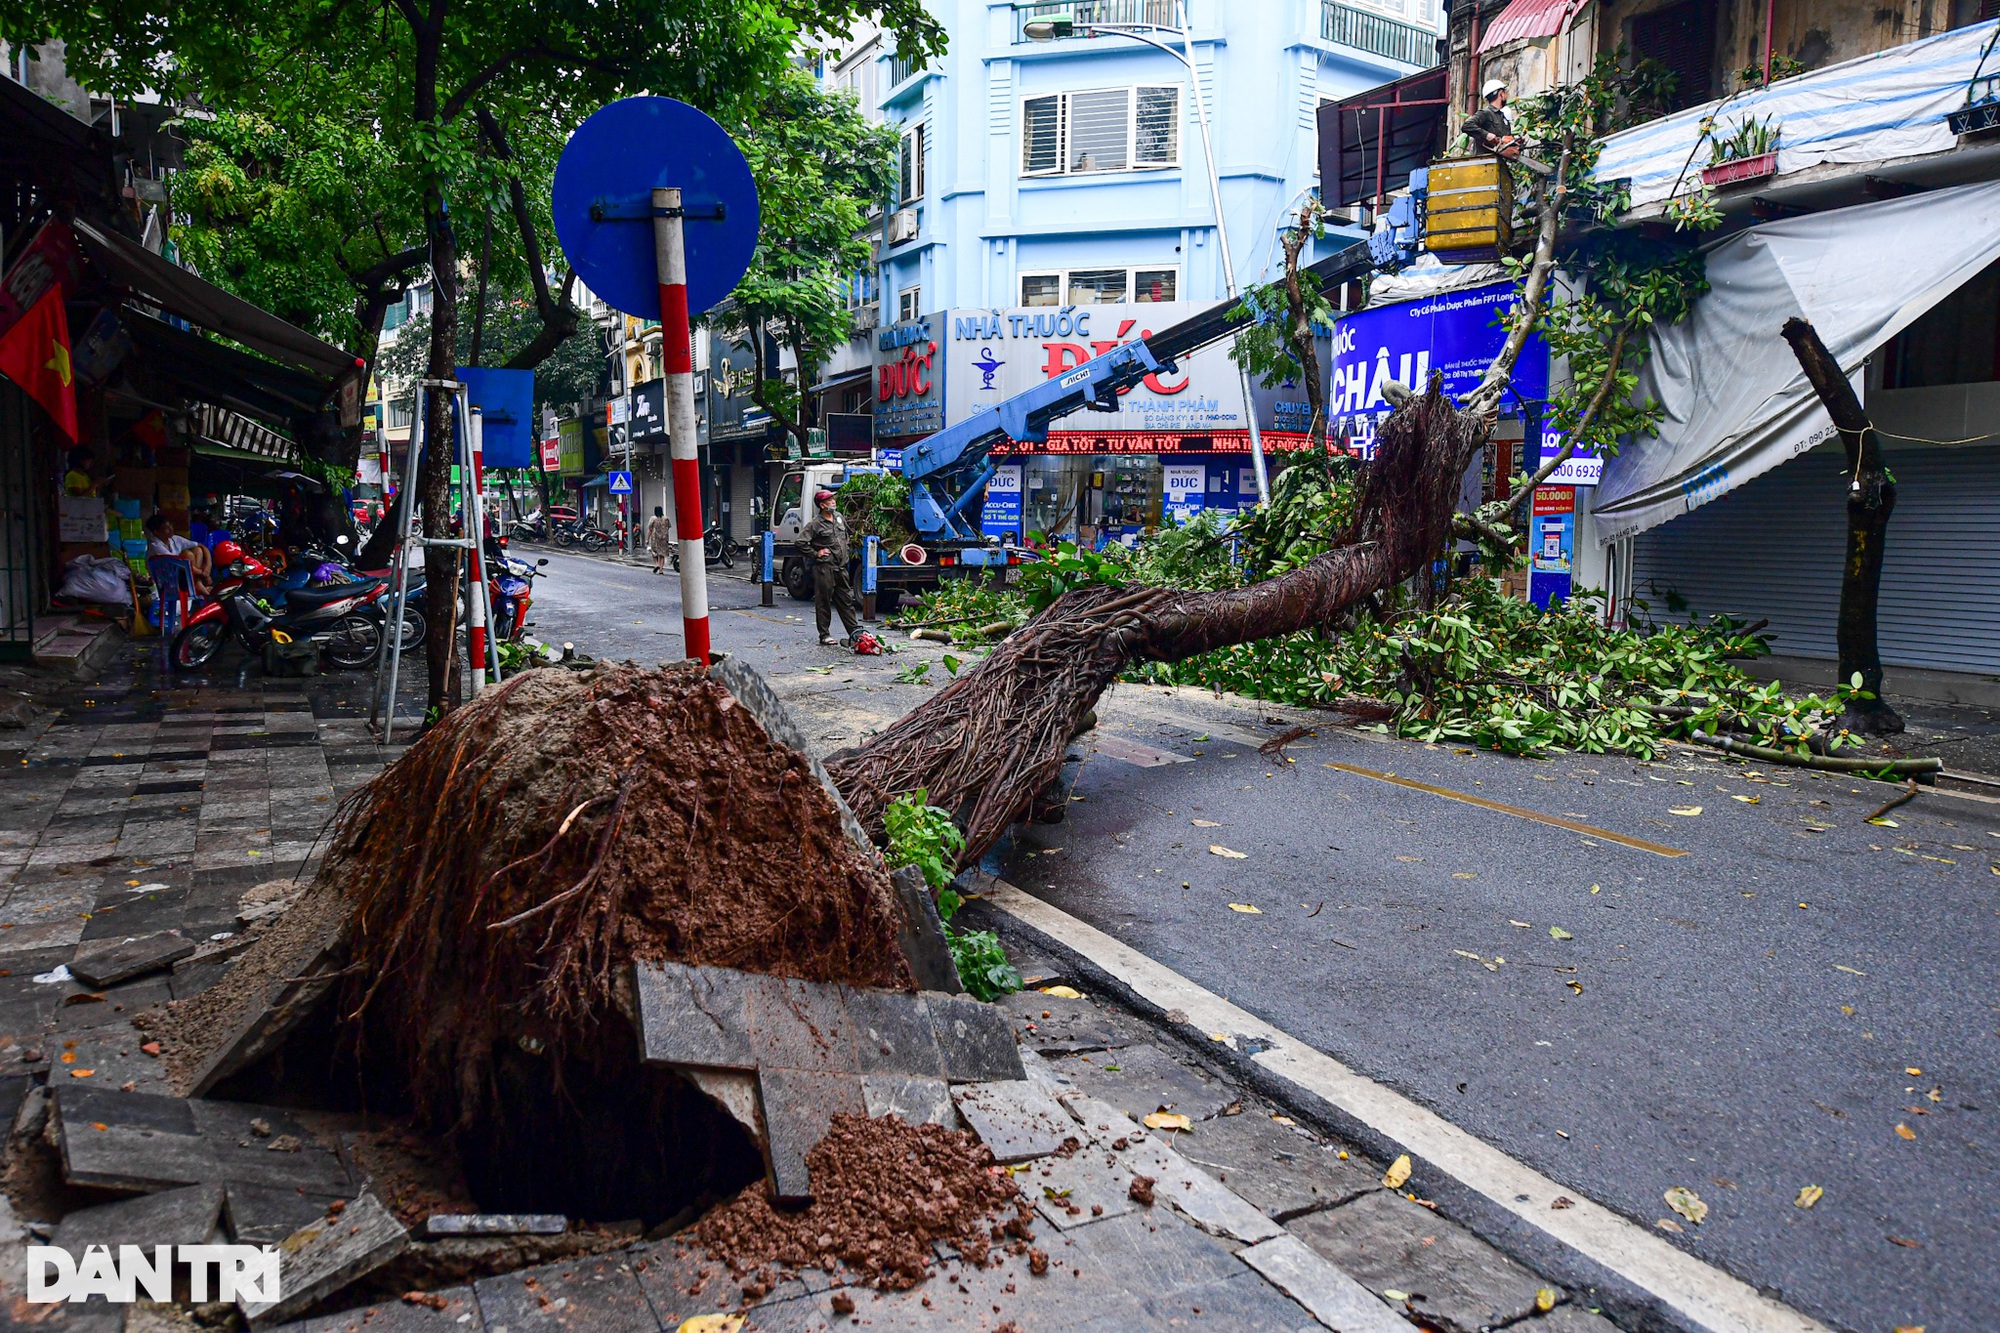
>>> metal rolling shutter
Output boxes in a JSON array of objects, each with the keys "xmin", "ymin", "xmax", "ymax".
[{"xmin": 1629, "ymin": 442, "xmax": 2000, "ymax": 675}]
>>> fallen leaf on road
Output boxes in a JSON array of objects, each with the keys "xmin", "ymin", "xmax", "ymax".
[
  {"xmin": 1452, "ymin": 871, "xmax": 1477, "ymax": 879},
  {"xmin": 1664, "ymin": 1187, "xmax": 1708, "ymax": 1225},
  {"xmin": 1895, "ymin": 1123, "xmax": 1917, "ymax": 1140},
  {"xmin": 1509, "ymin": 920, "xmax": 1532, "ymax": 928},
  {"xmin": 1834, "ymin": 965, "xmax": 1867, "ymax": 976},
  {"xmin": 1869, "ymin": 817, "xmax": 1899, "ymax": 828},
  {"xmin": 1566, "ymin": 979, "xmax": 1583, "ymax": 994},
  {"xmin": 1209, "ymin": 845, "xmax": 1247, "ymax": 859},
  {"xmin": 1453, "ymin": 950, "xmax": 1483, "ymax": 960},
  {"xmin": 1795, "ymin": 1185, "xmax": 1823, "ymax": 1209},
  {"xmin": 1535, "ymin": 1287, "xmax": 1558, "ymax": 1313},
  {"xmin": 1732, "ymin": 794, "xmax": 1761, "ymax": 804},
  {"xmin": 1590, "ymin": 884, "xmax": 1601, "ymax": 894},
  {"xmin": 1906, "ymin": 1066, "xmax": 1923, "ymax": 1075},
  {"xmin": 1143, "ymin": 1112, "xmax": 1191, "ymax": 1132},
  {"xmin": 1550, "ymin": 1196, "xmax": 1574, "ymax": 1209},
  {"xmin": 1226, "ymin": 903, "xmax": 1262, "ymax": 914},
  {"xmin": 1655, "ymin": 1218, "xmax": 1683, "ymax": 1233},
  {"xmin": 1888, "ymin": 1236, "xmax": 1922, "ymax": 1249},
  {"xmin": 1383, "ymin": 1155, "xmax": 1412, "ymax": 1189},
  {"xmin": 1893, "ymin": 1326, "xmax": 1926, "ymax": 1333},
  {"xmin": 1395, "ymin": 854, "xmax": 1422, "ymax": 862},
  {"xmin": 1038, "ymin": 985, "xmax": 1083, "ymax": 999},
  {"xmin": 1549, "ymin": 926, "xmax": 1574, "ymax": 940},
  {"xmin": 1382, "ymin": 1289, "xmax": 1410, "ymax": 1302},
  {"xmin": 1271, "ymin": 1115, "xmax": 1295, "ymax": 1126},
  {"xmin": 678, "ymin": 1317, "xmax": 746, "ymax": 1333},
  {"xmin": 1191, "ymin": 818, "xmax": 1220, "ymax": 827},
  {"xmin": 69, "ymin": 1069, "xmax": 93, "ymax": 1078},
  {"xmin": 1928, "ymin": 1087, "xmax": 1942, "ymax": 1102},
  {"xmin": 1669, "ymin": 806, "xmax": 1703, "ymax": 817}
]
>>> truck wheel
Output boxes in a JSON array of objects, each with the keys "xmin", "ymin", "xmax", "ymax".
[{"xmin": 782, "ymin": 558, "xmax": 813, "ymax": 601}]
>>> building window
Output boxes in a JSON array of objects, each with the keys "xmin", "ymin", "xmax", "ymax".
[
  {"xmin": 899, "ymin": 123, "xmax": 926, "ymax": 204},
  {"xmin": 845, "ymin": 269, "xmax": 876, "ymax": 311},
  {"xmin": 1630, "ymin": 0, "xmax": 1718, "ymax": 112},
  {"xmin": 1020, "ymin": 267, "xmax": 1179, "ymax": 305},
  {"xmin": 899, "ymin": 286, "xmax": 924, "ymax": 322},
  {"xmin": 1021, "ymin": 87, "xmax": 1180, "ymax": 177}
]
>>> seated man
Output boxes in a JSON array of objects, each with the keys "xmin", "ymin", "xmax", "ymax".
[{"xmin": 145, "ymin": 513, "xmax": 214, "ymax": 594}]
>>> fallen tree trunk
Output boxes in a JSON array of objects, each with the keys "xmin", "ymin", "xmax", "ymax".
[{"xmin": 828, "ymin": 384, "xmax": 1483, "ymax": 861}]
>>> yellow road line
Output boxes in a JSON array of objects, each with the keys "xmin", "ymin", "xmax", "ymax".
[{"xmin": 1321, "ymin": 761, "xmax": 1688, "ymax": 858}]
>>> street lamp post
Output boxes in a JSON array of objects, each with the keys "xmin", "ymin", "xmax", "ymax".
[{"xmin": 1025, "ymin": 5, "xmax": 1272, "ymax": 504}]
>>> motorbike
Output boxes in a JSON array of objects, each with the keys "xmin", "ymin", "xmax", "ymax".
[
  {"xmin": 579, "ymin": 518, "xmax": 627, "ymax": 553},
  {"xmin": 489, "ymin": 556, "xmax": 549, "ymax": 642},
  {"xmin": 171, "ymin": 543, "xmax": 391, "ymax": 672},
  {"xmin": 552, "ymin": 516, "xmax": 587, "ymax": 548},
  {"xmin": 507, "ymin": 513, "xmax": 549, "ymax": 543},
  {"xmin": 671, "ymin": 530, "xmax": 742, "ymax": 570}
]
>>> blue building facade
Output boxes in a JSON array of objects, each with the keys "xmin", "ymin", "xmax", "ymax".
[{"xmin": 859, "ymin": 0, "xmax": 1438, "ymax": 541}]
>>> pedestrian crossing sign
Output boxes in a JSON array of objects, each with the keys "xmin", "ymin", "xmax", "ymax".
[{"xmin": 607, "ymin": 471, "xmax": 634, "ymax": 494}]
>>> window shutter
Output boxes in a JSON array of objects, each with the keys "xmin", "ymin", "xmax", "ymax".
[
  {"xmin": 1068, "ymin": 89, "xmax": 1131, "ymax": 172},
  {"xmin": 1023, "ymin": 95, "xmax": 1062, "ymax": 174}
]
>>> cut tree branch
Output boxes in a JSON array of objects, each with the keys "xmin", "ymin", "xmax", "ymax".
[
  {"xmin": 474, "ymin": 107, "xmax": 584, "ymax": 372},
  {"xmin": 1502, "ymin": 320, "xmax": 1631, "ymax": 511}
]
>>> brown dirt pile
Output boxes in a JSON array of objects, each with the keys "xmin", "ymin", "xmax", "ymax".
[
  {"xmin": 686, "ymin": 1113, "xmax": 1034, "ymax": 1291},
  {"xmin": 324, "ymin": 662, "xmax": 913, "ymax": 1125}
]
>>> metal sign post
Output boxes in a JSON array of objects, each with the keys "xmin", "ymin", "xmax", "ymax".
[
  {"xmin": 552, "ymin": 96, "xmax": 760, "ymax": 666},
  {"xmin": 466, "ymin": 405, "xmax": 491, "ymax": 695}
]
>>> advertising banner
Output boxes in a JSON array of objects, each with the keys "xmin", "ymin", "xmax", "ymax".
[
  {"xmin": 1536, "ymin": 424, "xmax": 1601, "ymax": 486},
  {"xmin": 1528, "ymin": 485, "xmax": 1575, "ymax": 609},
  {"xmin": 540, "ymin": 437, "xmax": 562, "ymax": 473},
  {"xmin": 981, "ymin": 464, "xmax": 1023, "ymax": 539},
  {"xmin": 874, "ymin": 313, "xmax": 946, "ymax": 440},
  {"xmin": 1329, "ymin": 281, "xmax": 1550, "ymax": 455}
]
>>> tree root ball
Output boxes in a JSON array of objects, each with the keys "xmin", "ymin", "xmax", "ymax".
[{"xmin": 325, "ymin": 662, "xmax": 914, "ymax": 1134}]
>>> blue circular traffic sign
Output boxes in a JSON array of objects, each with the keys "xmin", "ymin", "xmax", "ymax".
[{"xmin": 552, "ymin": 97, "xmax": 760, "ymax": 320}]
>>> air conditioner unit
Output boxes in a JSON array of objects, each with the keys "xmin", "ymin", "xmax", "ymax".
[
  {"xmin": 887, "ymin": 209, "xmax": 919, "ymax": 245},
  {"xmin": 852, "ymin": 304, "xmax": 880, "ymax": 332}
]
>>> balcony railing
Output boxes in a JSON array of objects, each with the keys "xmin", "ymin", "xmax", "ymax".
[
  {"xmin": 1015, "ymin": 0, "xmax": 1181, "ymax": 43},
  {"xmin": 1322, "ymin": 2, "xmax": 1440, "ymax": 68},
  {"xmin": 888, "ymin": 50, "xmax": 925, "ymax": 88}
]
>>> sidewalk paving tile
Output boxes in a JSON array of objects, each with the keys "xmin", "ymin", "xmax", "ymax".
[
  {"xmin": 1001, "ymin": 991, "xmax": 1142, "ymax": 1055},
  {"xmin": 1238, "ymin": 1233, "xmax": 1409, "ymax": 1333},
  {"xmin": 1510, "ymin": 1303, "xmax": 1623, "ymax": 1332},
  {"xmin": 1059, "ymin": 1093, "xmax": 1282, "ymax": 1245},
  {"xmin": 951, "ymin": 1080, "xmax": 1075, "ymax": 1163},
  {"xmin": 1045, "ymin": 1042, "xmax": 1233, "ymax": 1123},
  {"xmin": 1019, "ymin": 1141, "xmax": 1136, "ymax": 1231},
  {"xmin": 1171, "ymin": 1110, "xmax": 1378, "ymax": 1220},
  {"xmin": 284, "ymin": 1284, "xmax": 485, "ymax": 1332},
  {"xmin": 240, "ymin": 1191, "xmax": 408, "ymax": 1329},
  {"xmin": 1288, "ymin": 1190, "xmax": 1548, "ymax": 1333},
  {"xmin": 50, "ymin": 1182, "xmax": 225, "ymax": 1260},
  {"xmin": 472, "ymin": 1252, "xmax": 664, "ymax": 1332}
]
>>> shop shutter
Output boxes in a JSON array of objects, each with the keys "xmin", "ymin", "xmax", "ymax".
[{"xmin": 1629, "ymin": 442, "xmax": 2000, "ymax": 674}]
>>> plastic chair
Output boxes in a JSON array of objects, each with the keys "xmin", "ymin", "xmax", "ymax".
[{"xmin": 147, "ymin": 555, "xmax": 196, "ymax": 640}]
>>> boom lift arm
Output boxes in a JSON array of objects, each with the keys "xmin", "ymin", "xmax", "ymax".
[{"xmin": 898, "ymin": 225, "xmax": 1417, "ymax": 542}]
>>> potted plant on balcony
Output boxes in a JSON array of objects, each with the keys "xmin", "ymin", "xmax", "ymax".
[{"xmin": 1702, "ymin": 115, "xmax": 1781, "ymax": 187}]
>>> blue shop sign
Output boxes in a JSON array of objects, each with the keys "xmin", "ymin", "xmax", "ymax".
[{"xmin": 1329, "ymin": 282, "xmax": 1550, "ymax": 452}]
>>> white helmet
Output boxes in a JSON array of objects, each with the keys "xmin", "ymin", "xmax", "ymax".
[{"xmin": 1482, "ymin": 79, "xmax": 1508, "ymax": 100}]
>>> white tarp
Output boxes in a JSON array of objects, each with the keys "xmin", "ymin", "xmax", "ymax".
[
  {"xmin": 1594, "ymin": 21, "xmax": 1997, "ymax": 211},
  {"xmin": 1591, "ymin": 180, "xmax": 2000, "ymax": 544}
]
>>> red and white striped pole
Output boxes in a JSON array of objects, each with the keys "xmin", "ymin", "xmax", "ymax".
[{"xmin": 654, "ymin": 185, "xmax": 710, "ymax": 664}]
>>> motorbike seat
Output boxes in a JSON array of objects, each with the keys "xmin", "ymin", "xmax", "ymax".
[{"xmin": 283, "ymin": 578, "xmax": 382, "ymax": 609}]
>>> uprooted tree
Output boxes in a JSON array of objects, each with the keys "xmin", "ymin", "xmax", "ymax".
[{"xmin": 826, "ymin": 144, "xmax": 1574, "ymax": 862}]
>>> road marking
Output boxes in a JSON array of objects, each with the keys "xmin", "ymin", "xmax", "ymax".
[
  {"xmin": 1322, "ymin": 760, "xmax": 1688, "ymax": 858},
  {"xmin": 977, "ymin": 875, "xmax": 1828, "ymax": 1333}
]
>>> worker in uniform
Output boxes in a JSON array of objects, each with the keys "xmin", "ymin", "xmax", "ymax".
[
  {"xmin": 802, "ymin": 489, "xmax": 861, "ymax": 646},
  {"xmin": 1463, "ymin": 79, "xmax": 1521, "ymax": 159}
]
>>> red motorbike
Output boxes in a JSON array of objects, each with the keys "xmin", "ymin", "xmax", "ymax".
[{"xmin": 171, "ymin": 541, "xmax": 391, "ymax": 671}]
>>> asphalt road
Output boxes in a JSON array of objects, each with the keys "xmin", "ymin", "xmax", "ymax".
[{"xmin": 517, "ymin": 544, "xmax": 1997, "ymax": 1333}]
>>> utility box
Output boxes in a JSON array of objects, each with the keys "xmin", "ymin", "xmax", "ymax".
[{"xmin": 1424, "ymin": 158, "xmax": 1513, "ymax": 264}]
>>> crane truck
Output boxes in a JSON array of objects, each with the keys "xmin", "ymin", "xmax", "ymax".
[{"xmin": 769, "ymin": 194, "xmax": 1429, "ymax": 606}]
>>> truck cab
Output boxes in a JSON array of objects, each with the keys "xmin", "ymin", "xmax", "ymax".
[{"xmin": 770, "ymin": 462, "xmax": 850, "ymax": 550}]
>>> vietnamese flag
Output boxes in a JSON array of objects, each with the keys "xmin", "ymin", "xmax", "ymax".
[{"xmin": 0, "ymin": 285, "xmax": 78, "ymax": 441}]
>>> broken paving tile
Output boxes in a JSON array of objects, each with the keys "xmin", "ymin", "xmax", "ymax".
[
  {"xmin": 1238, "ymin": 1233, "xmax": 1407, "ymax": 1333},
  {"xmin": 631, "ymin": 1238, "xmax": 812, "ymax": 1328},
  {"xmin": 1171, "ymin": 1110, "xmax": 1376, "ymax": 1219},
  {"xmin": 748, "ymin": 976, "xmax": 859, "ymax": 1074},
  {"xmin": 631, "ymin": 961, "xmax": 762, "ymax": 1071},
  {"xmin": 228, "ymin": 1183, "xmax": 350, "ymax": 1247},
  {"xmin": 759, "ymin": 1068, "xmax": 865, "ymax": 1203},
  {"xmin": 1022, "ymin": 1143, "xmax": 1135, "ymax": 1231},
  {"xmin": 52, "ymin": 1183, "xmax": 225, "ymax": 1260},
  {"xmin": 281, "ymin": 1283, "xmax": 483, "ymax": 1332},
  {"xmin": 68, "ymin": 931, "xmax": 196, "ymax": 988},
  {"xmin": 842, "ymin": 986, "xmax": 944, "ymax": 1077},
  {"xmin": 423, "ymin": 1213, "xmax": 566, "ymax": 1238},
  {"xmin": 472, "ymin": 1252, "xmax": 665, "ymax": 1332},
  {"xmin": 1288, "ymin": 1190, "xmax": 1547, "ymax": 1333},
  {"xmin": 239, "ymin": 1192, "xmax": 408, "ymax": 1329},
  {"xmin": 190, "ymin": 1100, "xmax": 353, "ymax": 1196},
  {"xmin": 1059, "ymin": 1094, "xmax": 1280, "ymax": 1245},
  {"xmin": 1511, "ymin": 1301, "xmax": 1620, "ymax": 1333},
  {"xmin": 1047, "ymin": 1043, "xmax": 1231, "ymax": 1123},
  {"xmin": 925, "ymin": 993, "xmax": 1024, "ymax": 1083},
  {"xmin": 55, "ymin": 1086, "xmax": 211, "ymax": 1191},
  {"xmin": 886, "ymin": 865, "xmax": 962, "ymax": 994},
  {"xmin": 951, "ymin": 1080, "xmax": 1074, "ymax": 1164},
  {"xmin": 860, "ymin": 1073, "xmax": 956, "ymax": 1127}
]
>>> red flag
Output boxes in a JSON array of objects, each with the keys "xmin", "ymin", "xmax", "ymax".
[{"xmin": 0, "ymin": 285, "xmax": 78, "ymax": 441}]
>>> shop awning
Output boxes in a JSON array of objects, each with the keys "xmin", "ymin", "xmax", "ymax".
[
  {"xmin": 124, "ymin": 313, "xmax": 332, "ymax": 428},
  {"xmin": 1594, "ymin": 20, "xmax": 1998, "ymax": 212},
  {"xmin": 191, "ymin": 403, "xmax": 303, "ymax": 465},
  {"xmin": 71, "ymin": 217, "xmax": 360, "ymax": 386},
  {"xmin": 1591, "ymin": 180, "xmax": 2000, "ymax": 544},
  {"xmin": 1477, "ymin": 0, "xmax": 1581, "ymax": 53}
]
